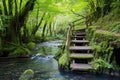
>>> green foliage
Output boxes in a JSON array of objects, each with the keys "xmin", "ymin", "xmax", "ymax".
[
  {"xmin": 35, "ymin": 0, "xmax": 61, "ymax": 13},
  {"xmin": 112, "ymin": 0, "xmax": 120, "ymax": 14},
  {"xmin": 10, "ymin": 47, "xmax": 31, "ymax": 57},
  {"xmin": 54, "ymin": 42, "xmax": 65, "ymax": 60},
  {"xmin": 58, "ymin": 50, "xmax": 70, "ymax": 69},
  {"xmin": 86, "ymin": 0, "xmax": 120, "ymax": 25},
  {"xmin": 54, "ymin": 49, "xmax": 62, "ymax": 60},
  {"xmin": 94, "ymin": 12, "xmax": 120, "ymax": 33},
  {"xmin": 92, "ymin": 58, "xmax": 113, "ymax": 71},
  {"xmin": 87, "ymin": 26, "xmax": 120, "ymax": 72},
  {"xmin": 0, "ymin": 0, "xmax": 37, "ymax": 56},
  {"xmin": 94, "ymin": 45, "xmax": 102, "ymax": 53},
  {"xmin": 94, "ymin": 29, "xmax": 119, "ymax": 42},
  {"xmin": 27, "ymin": 42, "xmax": 36, "ymax": 49},
  {"xmin": 0, "ymin": 0, "xmax": 119, "ymax": 59},
  {"xmin": 71, "ymin": 1, "xmax": 88, "ymax": 13},
  {"xmin": 111, "ymin": 22, "xmax": 120, "ymax": 33},
  {"xmin": 58, "ymin": 52, "xmax": 68, "ymax": 69},
  {"xmin": 19, "ymin": 69, "xmax": 34, "ymax": 80},
  {"xmin": 86, "ymin": 0, "xmax": 120, "ymax": 35}
]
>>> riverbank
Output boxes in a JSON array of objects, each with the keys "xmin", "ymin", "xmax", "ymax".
[{"xmin": 0, "ymin": 40, "xmax": 119, "ymax": 80}]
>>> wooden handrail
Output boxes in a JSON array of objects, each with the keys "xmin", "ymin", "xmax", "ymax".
[
  {"xmin": 72, "ymin": 18, "xmax": 85, "ymax": 23},
  {"xmin": 65, "ymin": 22, "xmax": 74, "ymax": 68},
  {"xmin": 65, "ymin": 23, "xmax": 74, "ymax": 49},
  {"xmin": 65, "ymin": 17, "xmax": 85, "ymax": 67},
  {"xmin": 65, "ymin": 17, "xmax": 85, "ymax": 50}
]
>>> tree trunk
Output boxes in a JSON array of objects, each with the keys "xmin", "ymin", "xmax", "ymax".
[
  {"xmin": 0, "ymin": 0, "xmax": 37, "ymax": 56},
  {"xmin": 42, "ymin": 21, "xmax": 47, "ymax": 40}
]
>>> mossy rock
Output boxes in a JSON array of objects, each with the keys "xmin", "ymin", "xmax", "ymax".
[
  {"xmin": 54, "ymin": 49, "xmax": 62, "ymax": 60},
  {"xmin": 27, "ymin": 42, "xmax": 36, "ymax": 49},
  {"xmin": 36, "ymin": 53, "xmax": 46, "ymax": 57},
  {"xmin": 58, "ymin": 50, "xmax": 70, "ymax": 69},
  {"xmin": 9, "ymin": 47, "xmax": 31, "ymax": 57},
  {"xmin": 19, "ymin": 69, "xmax": 34, "ymax": 80}
]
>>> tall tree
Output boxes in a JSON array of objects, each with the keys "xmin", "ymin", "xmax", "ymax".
[{"xmin": 0, "ymin": 0, "xmax": 36, "ymax": 56}]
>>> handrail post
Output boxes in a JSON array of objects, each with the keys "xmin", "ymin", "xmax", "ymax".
[{"xmin": 65, "ymin": 22, "xmax": 75, "ymax": 69}]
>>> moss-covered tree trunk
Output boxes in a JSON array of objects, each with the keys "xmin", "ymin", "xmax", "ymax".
[{"xmin": 0, "ymin": 0, "xmax": 36, "ymax": 56}]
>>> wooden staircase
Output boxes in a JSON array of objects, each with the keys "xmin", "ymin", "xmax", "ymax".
[{"xmin": 69, "ymin": 29, "xmax": 93, "ymax": 71}]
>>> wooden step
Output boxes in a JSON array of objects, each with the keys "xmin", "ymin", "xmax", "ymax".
[
  {"xmin": 74, "ymin": 32, "xmax": 86, "ymax": 36},
  {"xmin": 71, "ymin": 63, "xmax": 92, "ymax": 71},
  {"xmin": 72, "ymin": 36, "xmax": 85, "ymax": 38},
  {"xmin": 71, "ymin": 40, "xmax": 89, "ymax": 43},
  {"xmin": 70, "ymin": 53, "xmax": 93, "ymax": 59},
  {"xmin": 69, "ymin": 46, "xmax": 93, "ymax": 50},
  {"xmin": 75, "ymin": 29, "xmax": 85, "ymax": 32}
]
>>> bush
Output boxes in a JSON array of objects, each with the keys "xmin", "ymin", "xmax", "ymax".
[
  {"xmin": 10, "ymin": 47, "xmax": 31, "ymax": 57},
  {"xmin": 92, "ymin": 58, "xmax": 113, "ymax": 72},
  {"xmin": 111, "ymin": 22, "xmax": 120, "ymax": 33},
  {"xmin": 27, "ymin": 42, "xmax": 36, "ymax": 49},
  {"xmin": 87, "ymin": 26, "xmax": 120, "ymax": 72},
  {"xmin": 58, "ymin": 50, "xmax": 70, "ymax": 70},
  {"xmin": 58, "ymin": 53, "xmax": 68, "ymax": 68}
]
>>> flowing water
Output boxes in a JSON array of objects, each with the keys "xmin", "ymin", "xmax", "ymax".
[{"xmin": 0, "ymin": 40, "xmax": 119, "ymax": 80}]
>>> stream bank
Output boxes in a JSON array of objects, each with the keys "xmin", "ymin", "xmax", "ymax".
[{"xmin": 0, "ymin": 40, "xmax": 119, "ymax": 80}]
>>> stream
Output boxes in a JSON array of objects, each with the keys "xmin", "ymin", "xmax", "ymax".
[{"xmin": 0, "ymin": 40, "xmax": 120, "ymax": 80}]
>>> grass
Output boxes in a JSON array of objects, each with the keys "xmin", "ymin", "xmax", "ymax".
[{"xmin": 93, "ymin": 11, "xmax": 120, "ymax": 34}]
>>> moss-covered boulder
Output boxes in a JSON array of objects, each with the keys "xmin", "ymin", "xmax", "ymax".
[
  {"xmin": 19, "ymin": 69, "xmax": 34, "ymax": 80},
  {"xmin": 27, "ymin": 42, "xmax": 36, "ymax": 50}
]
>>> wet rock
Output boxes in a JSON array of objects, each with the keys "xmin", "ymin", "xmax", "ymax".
[{"xmin": 19, "ymin": 69, "xmax": 34, "ymax": 80}]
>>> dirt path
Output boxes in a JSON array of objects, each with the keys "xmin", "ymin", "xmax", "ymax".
[{"xmin": 97, "ymin": 29, "xmax": 120, "ymax": 37}]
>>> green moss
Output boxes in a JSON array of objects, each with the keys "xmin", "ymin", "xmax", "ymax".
[
  {"xmin": 86, "ymin": 26, "xmax": 120, "ymax": 72},
  {"xmin": 58, "ymin": 50, "xmax": 70, "ymax": 69},
  {"xmin": 93, "ymin": 45, "xmax": 102, "ymax": 53},
  {"xmin": 91, "ymin": 58, "xmax": 113, "ymax": 72},
  {"xmin": 10, "ymin": 47, "xmax": 31, "ymax": 57},
  {"xmin": 27, "ymin": 42, "xmax": 36, "ymax": 49},
  {"xmin": 19, "ymin": 69, "xmax": 34, "ymax": 80},
  {"xmin": 87, "ymin": 26, "xmax": 120, "ymax": 44},
  {"xmin": 94, "ymin": 11, "xmax": 120, "ymax": 32},
  {"xmin": 54, "ymin": 42, "xmax": 65, "ymax": 60},
  {"xmin": 54, "ymin": 49, "xmax": 62, "ymax": 60},
  {"xmin": 94, "ymin": 30, "xmax": 116, "ymax": 41},
  {"xmin": 110, "ymin": 22, "xmax": 120, "ymax": 33},
  {"xmin": 59, "ymin": 53, "xmax": 67, "ymax": 67}
]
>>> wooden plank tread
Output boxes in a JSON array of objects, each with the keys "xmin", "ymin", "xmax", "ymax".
[
  {"xmin": 75, "ymin": 29, "xmax": 85, "ymax": 32},
  {"xmin": 69, "ymin": 46, "xmax": 93, "ymax": 50},
  {"xmin": 70, "ymin": 53, "xmax": 93, "ymax": 59},
  {"xmin": 74, "ymin": 32, "xmax": 86, "ymax": 35},
  {"xmin": 73, "ymin": 36, "xmax": 85, "ymax": 38},
  {"xmin": 72, "ymin": 40, "xmax": 89, "ymax": 43},
  {"xmin": 71, "ymin": 63, "xmax": 92, "ymax": 70}
]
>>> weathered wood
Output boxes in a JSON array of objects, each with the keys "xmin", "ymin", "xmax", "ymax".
[
  {"xmin": 65, "ymin": 27, "xmax": 72, "ymax": 49},
  {"xmin": 74, "ymin": 32, "xmax": 86, "ymax": 36},
  {"xmin": 68, "ymin": 28, "xmax": 94, "ymax": 71},
  {"xmin": 75, "ymin": 29, "xmax": 85, "ymax": 32},
  {"xmin": 65, "ymin": 22, "xmax": 74, "ymax": 67},
  {"xmin": 69, "ymin": 46, "xmax": 93, "ymax": 50},
  {"xmin": 71, "ymin": 63, "xmax": 92, "ymax": 71},
  {"xmin": 70, "ymin": 53, "xmax": 93, "ymax": 59},
  {"xmin": 72, "ymin": 36, "xmax": 85, "ymax": 38},
  {"xmin": 71, "ymin": 40, "xmax": 89, "ymax": 43}
]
